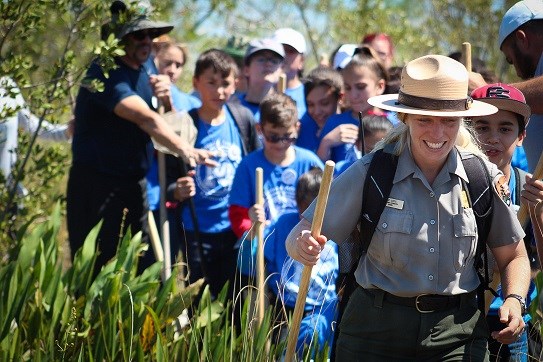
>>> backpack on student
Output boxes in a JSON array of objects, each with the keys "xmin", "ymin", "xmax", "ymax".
[
  {"xmin": 348, "ymin": 148, "xmax": 497, "ymax": 312},
  {"xmin": 188, "ymin": 100, "xmax": 261, "ymax": 155}
]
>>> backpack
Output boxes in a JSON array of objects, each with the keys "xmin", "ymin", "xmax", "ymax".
[
  {"xmin": 188, "ymin": 100, "xmax": 261, "ymax": 156},
  {"xmin": 352, "ymin": 148, "xmax": 496, "ymax": 312}
]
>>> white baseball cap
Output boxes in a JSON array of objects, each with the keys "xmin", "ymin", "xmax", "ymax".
[
  {"xmin": 333, "ymin": 44, "xmax": 358, "ymax": 70},
  {"xmin": 272, "ymin": 28, "xmax": 307, "ymax": 54},
  {"xmin": 499, "ymin": 0, "xmax": 543, "ymax": 48}
]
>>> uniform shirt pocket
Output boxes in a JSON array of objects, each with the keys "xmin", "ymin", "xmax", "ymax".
[
  {"xmin": 452, "ymin": 208, "xmax": 477, "ymax": 271},
  {"xmin": 372, "ymin": 209, "xmax": 414, "ymax": 270}
]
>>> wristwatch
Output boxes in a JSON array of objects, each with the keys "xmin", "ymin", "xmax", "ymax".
[{"xmin": 505, "ymin": 294, "xmax": 527, "ymax": 315}]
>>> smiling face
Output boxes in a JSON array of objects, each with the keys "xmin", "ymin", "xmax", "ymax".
[
  {"xmin": 405, "ymin": 114, "xmax": 461, "ymax": 172},
  {"xmin": 306, "ymin": 85, "xmax": 339, "ymax": 127},
  {"xmin": 342, "ymin": 65, "xmax": 385, "ymax": 115},
  {"xmin": 472, "ymin": 110, "xmax": 524, "ymax": 173}
]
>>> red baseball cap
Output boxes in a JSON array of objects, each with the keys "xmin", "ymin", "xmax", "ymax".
[{"xmin": 470, "ymin": 83, "xmax": 531, "ymax": 128}]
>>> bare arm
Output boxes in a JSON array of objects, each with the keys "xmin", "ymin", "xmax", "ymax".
[
  {"xmin": 114, "ymin": 95, "xmax": 216, "ymax": 167},
  {"xmin": 490, "ymin": 240, "xmax": 530, "ymax": 344},
  {"xmin": 512, "ymin": 76, "xmax": 543, "ymax": 114}
]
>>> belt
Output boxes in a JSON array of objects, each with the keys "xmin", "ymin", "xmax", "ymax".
[{"xmin": 365, "ymin": 288, "xmax": 476, "ymax": 313}]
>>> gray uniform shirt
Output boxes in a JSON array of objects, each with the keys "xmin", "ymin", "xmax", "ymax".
[{"xmin": 303, "ymin": 145, "xmax": 525, "ymax": 297}]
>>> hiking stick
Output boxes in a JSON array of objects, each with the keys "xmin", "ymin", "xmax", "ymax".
[
  {"xmin": 278, "ymin": 74, "xmax": 287, "ymax": 93},
  {"xmin": 255, "ymin": 167, "xmax": 265, "ymax": 325},
  {"xmin": 157, "ymin": 102, "xmax": 172, "ymax": 280},
  {"xmin": 285, "ymin": 160, "xmax": 335, "ymax": 362},
  {"xmin": 517, "ymin": 152, "xmax": 543, "ymax": 227},
  {"xmin": 148, "ymin": 211, "xmax": 165, "ymax": 281},
  {"xmin": 462, "ymin": 42, "xmax": 472, "ymax": 72}
]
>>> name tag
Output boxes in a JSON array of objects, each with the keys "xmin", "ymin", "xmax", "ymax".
[{"xmin": 386, "ymin": 198, "xmax": 404, "ymax": 210}]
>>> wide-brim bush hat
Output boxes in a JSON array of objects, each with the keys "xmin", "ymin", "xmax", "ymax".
[
  {"xmin": 106, "ymin": 0, "xmax": 173, "ymax": 40},
  {"xmin": 368, "ymin": 54, "xmax": 498, "ymax": 117},
  {"xmin": 471, "ymin": 83, "xmax": 531, "ymax": 127}
]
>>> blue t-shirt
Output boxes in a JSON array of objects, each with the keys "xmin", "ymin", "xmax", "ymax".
[
  {"xmin": 296, "ymin": 112, "xmax": 321, "ymax": 154},
  {"xmin": 238, "ymin": 94, "xmax": 261, "ymax": 122},
  {"xmin": 171, "ymin": 85, "xmax": 201, "ymax": 112},
  {"xmin": 229, "ymin": 146, "xmax": 324, "ymax": 224},
  {"xmin": 265, "ymin": 211, "xmax": 338, "ymax": 310},
  {"xmin": 73, "ymin": 57, "xmax": 156, "ymax": 178},
  {"xmin": 147, "ymin": 85, "xmax": 203, "ymax": 211},
  {"xmin": 512, "ymin": 146, "xmax": 529, "ymax": 172},
  {"xmin": 181, "ymin": 106, "xmax": 244, "ymax": 233},
  {"xmin": 319, "ymin": 111, "xmax": 358, "ymax": 163},
  {"xmin": 285, "ymin": 83, "xmax": 306, "ymax": 119}
]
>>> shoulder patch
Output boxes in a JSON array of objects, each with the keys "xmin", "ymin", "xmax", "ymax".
[{"xmin": 495, "ymin": 175, "xmax": 511, "ymax": 206}]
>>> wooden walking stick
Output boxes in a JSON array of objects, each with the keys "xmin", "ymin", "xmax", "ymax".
[
  {"xmin": 255, "ymin": 167, "xmax": 266, "ymax": 325},
  {"xmin": 278, "ymin": 73, "xmax": 287, "ymax": 94},
  {"xmin": 156, "ymin": 103, "xmax": 172, "ymax": 280},
  {"xmin": 462, "ymin": 42, "xmax": 472, "ymax": 72},
  {"xmin": 285, "ymin": 160, "xmax": 335, "ymax": 362}
]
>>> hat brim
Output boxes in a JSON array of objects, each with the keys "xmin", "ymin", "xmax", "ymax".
[
  {"xmin": 120, "ymin": 18, "xmax": 173, "ymax": 39},
  {"xmin": 476, "ymin": 98, "xmax": 531, "ymax": 127},
  {"xmin": 368, "ymin": 94, "xmax": 498, "ymax": 117}
]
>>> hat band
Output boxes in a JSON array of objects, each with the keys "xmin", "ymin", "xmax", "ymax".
[{"xmin": 398, "ymin": 91, "xmax": 473, "ymax": 111}]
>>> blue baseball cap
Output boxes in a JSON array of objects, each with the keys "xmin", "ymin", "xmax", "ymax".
[{"xmin": 499, "ymin": 0, "xmax": 543, "ymax": 48}]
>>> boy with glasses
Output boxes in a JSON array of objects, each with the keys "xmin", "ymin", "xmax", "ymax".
[
  {"xmin": 228, "ymin": 93, "xmax": 323, "ymax": 284},
  {"xmin": 238, "ymin": 38, "xmax": 285, "ymax": 121}
]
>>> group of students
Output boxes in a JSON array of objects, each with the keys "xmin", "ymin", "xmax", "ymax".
[
  {"xmin": 32, "ymin": 0, "xmax": 541, "ymax": 360},
  {"xmin": 115, "ymin": 15, "xmax": 543, "ymax": 359}
]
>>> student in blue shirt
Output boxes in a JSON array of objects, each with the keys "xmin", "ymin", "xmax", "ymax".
[
  {"xmin": 296, "ymin": 67, "xmax": 343, "ymax": 154},
  {"xmin": 265, "ymin": 168, "xmax": 338, "ymax": 355}
]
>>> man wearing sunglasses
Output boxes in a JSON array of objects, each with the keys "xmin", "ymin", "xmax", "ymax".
[{"xmin": 67, "ymin": 0, "xmax": 215, "ymax": 275}]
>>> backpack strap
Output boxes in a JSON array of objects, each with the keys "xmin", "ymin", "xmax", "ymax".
[
  {"xmin": 360, "ymin": 149, "xmax": 399, "ymax": 254},
  {"xmin": 459, "ymin": 153, "xmax": 496, "ymax": 312},
  {"xmin": 226, "ymin": 101, "xmax": 260, "ymax": 155},
  {"xmin": 188, "ymin": 108, "xmax": 200, "ymax": 130}
]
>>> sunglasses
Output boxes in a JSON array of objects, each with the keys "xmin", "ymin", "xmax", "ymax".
[
  {"xmin": 262, "ymin": 132, "xmax": 297, "ymax": 144},
  {"xmin": 131, "ymin": 29, "xmax": 158, "ymax": 41}
]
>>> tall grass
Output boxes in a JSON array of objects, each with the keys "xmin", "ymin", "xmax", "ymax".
[{"xmin": 0, "ymin": 203, "xmax": 330, "ymax": 361}]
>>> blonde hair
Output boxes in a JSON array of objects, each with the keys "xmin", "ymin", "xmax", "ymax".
[{"xmin": 373, "ymin": 113, "xmax": 487, "ymax": 159}]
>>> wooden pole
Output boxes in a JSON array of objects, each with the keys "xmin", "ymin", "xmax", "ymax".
[
  {"xmin": 255, "ymin": 167, "xmax": 265, "ymax": 325},
  {"xmin": 278, "ymin": 73, "xmax": 287, "ymax": 94},
  {"xmin": 148, "ymin": 211, "xmax": 166, "ymax": 280},
  {"xmin": 284, "ymin": 161, "xmax": 335, "ymax": 362},
  {"xmin": 462, "ymin": 42, "xmax": 472, "ymax": 72},
  {"xmin": 157, "ymin": 103, "xmax": 172, "ymax": 280}
]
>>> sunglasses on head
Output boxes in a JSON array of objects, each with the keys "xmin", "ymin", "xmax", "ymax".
[
  {"xmin": 262, "ymin": 132, "xmax": 297, "ymax": 144},
  {"xmin": 131, "ymin": 29, "xmax": 158, "ymax": 41}
]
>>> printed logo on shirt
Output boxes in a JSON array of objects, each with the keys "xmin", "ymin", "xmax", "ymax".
[
  {"xmin": 195, "ymin": 140, "xmax": 242, "ymax": 200},
  {"xmin": 281, "ymin": 168, "xmax": 298, "ymax": 185}
]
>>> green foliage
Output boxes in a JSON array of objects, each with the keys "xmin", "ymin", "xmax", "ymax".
[{"xmin": 0, "ymin": 206, "xmax": 333, "ymax": 361}]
